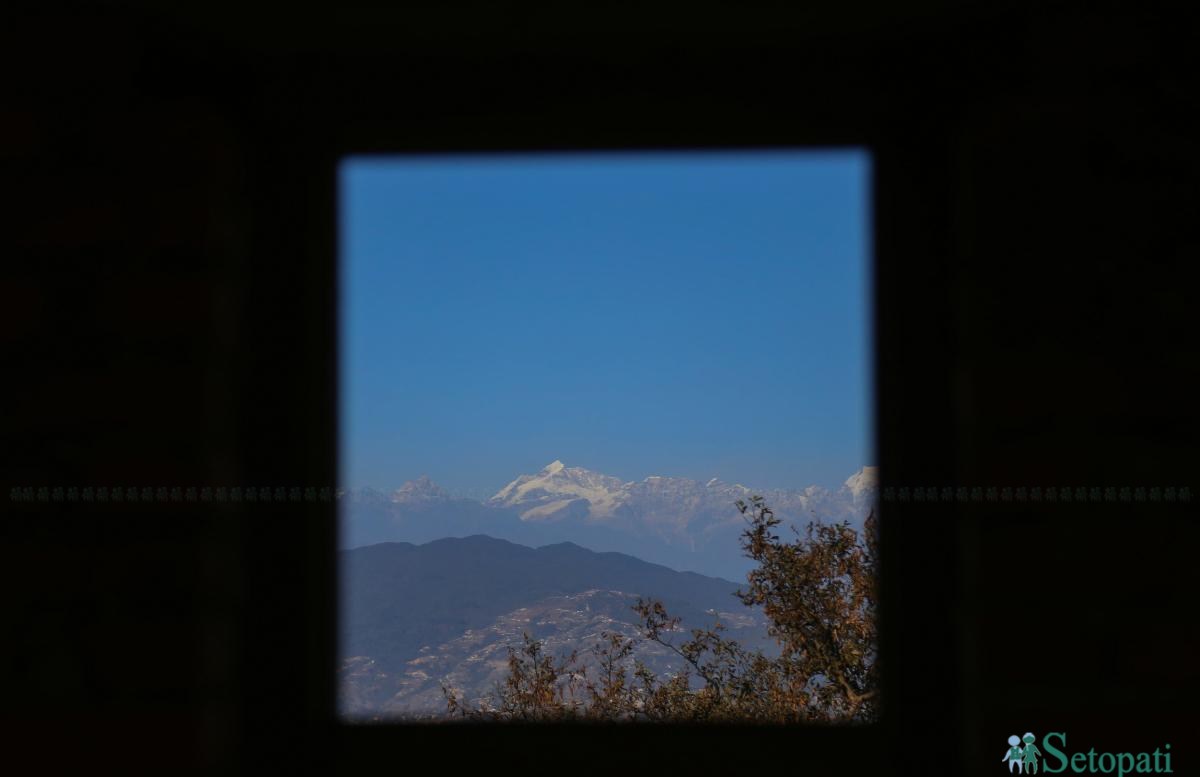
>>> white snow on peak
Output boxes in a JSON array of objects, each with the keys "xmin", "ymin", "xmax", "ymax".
[
  {"xmin": 390, "ymin": 475, "xmax": 450, "ymax": 503},
  {"xmin": 486, "ymin": 460, "xmax": 877, "ymax": 528},
  {"xmin": 489, "ymin": 460, "xmax": 625, "ymax": 520},
  {"xmin": 520, "ymin": 498, "xmax": 579, "ymax": 520},
  {"xmin": 842, "ymin": 466, "xmax": 880, "ymax": 499}
]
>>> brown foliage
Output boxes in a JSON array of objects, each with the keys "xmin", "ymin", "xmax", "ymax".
[{"xmin": 443, "ymin": 496, "xmax": 878, "ymax": 723}]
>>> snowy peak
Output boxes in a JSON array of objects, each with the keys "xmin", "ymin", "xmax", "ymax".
[
  {"xmin": 392, "ymin": 475, "xmax": 450, "ymax": 504},
  {"xmin": 841, "ymin": 466, "xmax": 879, "ymax": 501},
  {"xmin": 489, "ymin": 461, "xmax": 626, "ymax": 520}
]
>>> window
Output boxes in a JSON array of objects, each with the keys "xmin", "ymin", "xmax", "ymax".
[{"xmin": 338, "ymin": 150, "xmax": 875, "ymax": 723}]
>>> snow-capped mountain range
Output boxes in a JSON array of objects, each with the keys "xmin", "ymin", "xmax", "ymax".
[
  {"xmin": 488, "ymin": 459, "xmax": 876, "ymax": 531},
  {"xmin": 341, "ymin": 461, "xmax": 878, "ymax": 581},
  {"xmin": 392, "ymin": 475, "xmax": 451, "ymax": 504}
]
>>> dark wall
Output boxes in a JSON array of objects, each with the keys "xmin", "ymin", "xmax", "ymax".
[{"xmin": 3, "ymin": 3, "xmax": 1196, "ymax": 774}]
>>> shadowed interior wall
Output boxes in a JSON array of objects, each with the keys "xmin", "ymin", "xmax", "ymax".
[{"xmin": 2, "ymin": 3, "xmax": 1196, "ymax": 775}]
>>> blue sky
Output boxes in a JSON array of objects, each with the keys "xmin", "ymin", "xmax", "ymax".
[{"xmin": 340, "ymin": 151, "xmax": 872, "ymax": 498}]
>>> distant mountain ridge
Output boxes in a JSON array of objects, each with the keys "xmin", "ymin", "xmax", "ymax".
[
  {"xmin": 341, "ymin": 461, "xmax": 877, "ymax": 581},
  {"xmin": 338, "ymin": 535, "xmax": 772, "ymax": 718}
]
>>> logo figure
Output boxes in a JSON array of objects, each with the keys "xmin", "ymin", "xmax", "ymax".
[
  {"xmin": 1003, "ymin": 734, "xmax": 1024, "ymax": 773},
  {"xmin": 1021, "ymin": 732, "xmax": 1042, "ymax": 774}
]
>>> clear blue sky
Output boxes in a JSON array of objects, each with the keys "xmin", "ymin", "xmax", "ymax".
[{"xmin": 340, "ymin": 151, "xmax": 873, "ymax": 499}]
